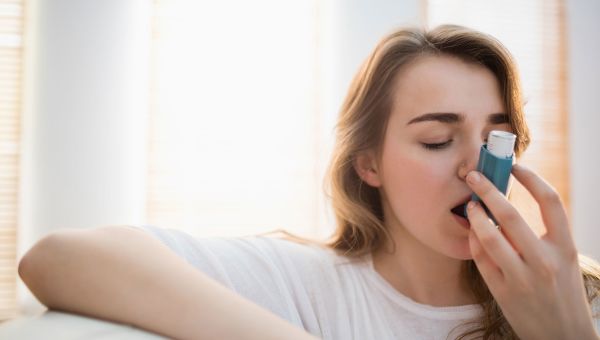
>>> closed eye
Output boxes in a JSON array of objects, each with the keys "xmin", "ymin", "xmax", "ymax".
[
  {"xmin": 422, "ymin": 140, "xmax": 452, "ymax": 150},
  {"xmin": 421, "ymin": 138, "xmax": 490, "ymax": 151}
]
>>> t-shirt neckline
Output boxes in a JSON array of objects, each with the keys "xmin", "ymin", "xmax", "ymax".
[{"xmin": 363, "ymin": 253, "xmax": 483, "ymax": 320}]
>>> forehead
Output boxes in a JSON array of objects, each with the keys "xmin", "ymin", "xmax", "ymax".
[{"xmin": 389, "ymin": 54, "xmax": 505, "ymax": 124}]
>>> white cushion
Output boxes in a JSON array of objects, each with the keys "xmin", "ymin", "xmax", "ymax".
[{"xmin": 0, "ymin": 311, "xmax": 166, "ymax": 339}]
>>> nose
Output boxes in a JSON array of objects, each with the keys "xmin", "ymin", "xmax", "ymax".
[{"xmin": 458, "ymin": 141, "xmax": 483, "ymax": 180}]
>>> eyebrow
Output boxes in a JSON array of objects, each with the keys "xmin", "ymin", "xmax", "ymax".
[{"xmin": 406, "ymin": 112, "xmax": 509, "ymax": 125}]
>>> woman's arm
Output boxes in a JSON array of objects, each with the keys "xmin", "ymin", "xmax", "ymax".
[{"xmin": 18, "ymin": 225, "xmax": 318, "ymax": 340}]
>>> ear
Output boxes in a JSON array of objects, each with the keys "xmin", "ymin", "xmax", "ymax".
[{"xmin": 353, "ymin": 150, "xmax": 382, "ymax": 187}]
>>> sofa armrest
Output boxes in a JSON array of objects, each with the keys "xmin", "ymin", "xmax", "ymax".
[{"xmin": 0, "ymin": 310, "xmax": 167, "ymax": 339}]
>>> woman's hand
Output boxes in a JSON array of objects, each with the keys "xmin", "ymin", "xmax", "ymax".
[{"xmin": 465, "ymin": 163, "xmax": 599, "ymax": 340}]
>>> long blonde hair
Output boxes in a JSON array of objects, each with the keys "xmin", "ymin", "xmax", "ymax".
[{"xmin": 267, "ymin": 24, "xmax": 600, "ymax": 339}]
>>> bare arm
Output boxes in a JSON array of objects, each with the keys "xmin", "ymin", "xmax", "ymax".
[{"xmin": 18, "ymin": 226, "xmax": 318, "ymax": 340}]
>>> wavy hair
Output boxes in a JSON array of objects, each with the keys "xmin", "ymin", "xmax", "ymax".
[{"xmin": 318, "ymin": 24, "xmax": 600, "ymax": 339}]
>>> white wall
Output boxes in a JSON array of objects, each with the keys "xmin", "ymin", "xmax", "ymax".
[
  {"xmin": 329, "ymin": 0, "xmax": 422, "ymax": 108},
  {"xmin": 18, "ymin": 0, "xmax": 151, "ymax": 311},
  {"xmin": 567, "ymin": 0, "xmax": 600, "ymax": 261}
]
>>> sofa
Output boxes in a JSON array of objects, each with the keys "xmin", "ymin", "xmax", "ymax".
[{"xmin": 0, "ymin": 310, "xmax": 167, "ymax": 339}]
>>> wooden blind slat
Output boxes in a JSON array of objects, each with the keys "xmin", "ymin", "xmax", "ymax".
[{"xmin": 0, "ymin": 0, "xmax": 23, "ymax": 322}]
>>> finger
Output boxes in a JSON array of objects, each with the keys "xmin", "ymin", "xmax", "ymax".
[
  {"xmin": 466, "ymin": 200, "xmax": 525, "ymax": 279},
  {"xmin": 469, "ymin": 230, "xmax": 504, "ymax": 291},
  {"xmin": 466, "ymin": 171, "xmax": 545, "ymax": 266},
  {"xmin": 510, "ymin": 164, "xmax": 572, "ymax": 247}
]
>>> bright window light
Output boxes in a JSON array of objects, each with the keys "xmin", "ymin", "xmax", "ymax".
[{"xmin": 147, "ymin": 1, "xmax": 323, "ymax": 238}]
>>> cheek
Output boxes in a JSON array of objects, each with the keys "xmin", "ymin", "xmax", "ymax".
[{"xmin": 381, "ymin": 147, "xmax": 450, "ymax": 216}]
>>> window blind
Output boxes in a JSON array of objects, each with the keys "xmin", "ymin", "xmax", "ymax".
[
  {"xmin": 0, "ymin": 0, "xmax": 23, "ymax": 321},
  {"xmin": 427, "ymin": 0, "xmax": 568, "ymax": 235}
]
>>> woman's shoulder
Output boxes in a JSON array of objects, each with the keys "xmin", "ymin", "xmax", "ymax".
[
  {"xmin": 250, "ymin": 230, "xmax": 368, "ymax": 267},
  {"xmin": 130, "ymin": 224, "xmax": 347, "ymax": 271},
  {"xmin": 253, "ymin": 232, "xmax": 374, "ymax": 288},
  {"xmin": 246, "ymin": 231, "xmax": 339, "ymax": 268}
]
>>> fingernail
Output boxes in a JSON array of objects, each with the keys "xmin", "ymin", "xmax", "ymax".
[
  {"xmin": 467, "ymin": 171, "xmax": 480, "ymax": 184},
  {"xmin": 467, "ymin": 201, "xmax": 476, "ymax": 210}
]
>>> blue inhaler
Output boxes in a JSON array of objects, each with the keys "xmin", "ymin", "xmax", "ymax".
[{"xmin": 465, "ymin": 130, "xmax": 516, "ymax": 225}]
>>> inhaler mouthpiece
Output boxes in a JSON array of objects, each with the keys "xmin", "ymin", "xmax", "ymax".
[{"xmin": 487, "ymin": 131, "xmax": 516, "ymax": 158}]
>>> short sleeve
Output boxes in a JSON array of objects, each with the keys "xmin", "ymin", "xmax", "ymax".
[{"xmin": 130, "ymin": 224, "xmax": 328, "ymax": 335}]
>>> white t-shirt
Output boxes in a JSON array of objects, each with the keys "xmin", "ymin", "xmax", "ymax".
[{"xmin": 132, "ymin": 225, "xmax": 600, "ymax": 339}]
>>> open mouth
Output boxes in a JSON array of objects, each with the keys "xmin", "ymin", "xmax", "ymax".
[{"xmin": 451, "ymin": 202, "xmax": 469, "ymax": 219}]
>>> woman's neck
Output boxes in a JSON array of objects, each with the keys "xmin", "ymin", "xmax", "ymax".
[{"xmin": 371, "ymin": 223, "xmax": 478, "ymax": 307}]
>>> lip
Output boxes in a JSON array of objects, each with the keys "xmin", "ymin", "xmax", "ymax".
[
  {"xmin": 452, "ymin": 212, "xmax": 471, "ymax": 229},
  {"xmin": 452, "ymin": 194, "xmax": 473, "ymax": 210}
]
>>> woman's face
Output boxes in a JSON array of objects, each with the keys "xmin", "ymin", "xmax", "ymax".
[{"xmin": 371, "ymin": 55, "xmax": 513, "ymax": 260}]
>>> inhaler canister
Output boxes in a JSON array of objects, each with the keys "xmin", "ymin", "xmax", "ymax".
[{"xmin": 465, "ymin": 130, "xmax": 516, "ymax": 225}]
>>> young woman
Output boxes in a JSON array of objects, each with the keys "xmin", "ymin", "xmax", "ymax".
[{"xmin": 19, "ymin": 25, "xmax": 600, "ymax": 339}]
